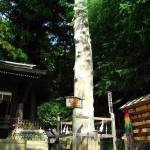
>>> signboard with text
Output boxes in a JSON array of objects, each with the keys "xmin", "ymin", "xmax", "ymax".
[{"xmin": 66, "ymin": 96, "xmax": 83, "ymax": 108}]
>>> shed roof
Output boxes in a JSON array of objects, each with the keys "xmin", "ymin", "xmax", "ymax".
[
  {"xmin": 0, "ymin": 60, "xmax": 47, "ymax": 79},
  {"xmin": 120, "ymin": 93, "xmax": 150, "ymax": 111}
]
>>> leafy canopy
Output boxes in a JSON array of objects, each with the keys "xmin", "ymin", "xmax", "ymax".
[
  {"xmin": 0, "ymin": 18, "xmax": 28, "ymax": 62},
  {"xmin": 88, "ymin": 0, "xmax": 150, "ymax": 99}
]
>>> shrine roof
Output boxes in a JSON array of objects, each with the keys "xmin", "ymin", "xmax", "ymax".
[
  {"xmin": 0, "ymin": 60, "xmax": 47, "ymax": 79},
  {"xmin": 120, "ymin": 93, "xmax": 150, "ymax": 111}
]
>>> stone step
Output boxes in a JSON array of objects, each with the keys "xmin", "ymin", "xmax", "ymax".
[
  {"xmin": 26, "ymin": 140, "xmax": 48, "ymax": 150},
  {"xmin": 26, "ymin": 149, "xmax": 48, "ymax": 150},
  {"xmin": 26, "ymin": 149, "xmax": 47, "ymax": 150},
  {"xmin": 0, "ymin": 139, "xmax": 26, "ymax": 150}
]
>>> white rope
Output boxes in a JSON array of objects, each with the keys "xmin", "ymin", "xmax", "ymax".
[
  {"xmin": 63, "ymin": 124, "xmax": 66, "ymax": 133},
  {"xmin": 60, "ymin": 121, "xmax": 63, "ymax": 134},
  {"xmin": 66, "ymin": 125, "xmax": 69, "ymax": 134},
  {"xmin": 106, "ymin": 122, "xmax": 107, "ymax": 134},
  {"xmin": 99, "ymin": 120, "xmax": 104, "ymax": 132}
]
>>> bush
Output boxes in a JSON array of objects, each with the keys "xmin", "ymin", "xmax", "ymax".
[{"xmin": 37, "ymin": 101, "xmax": 71, "ymax": 125}]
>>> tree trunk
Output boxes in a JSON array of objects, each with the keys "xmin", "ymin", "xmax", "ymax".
[{"xmin": 74, "ymin": 0, "xmax": 100, "ymax": 149}]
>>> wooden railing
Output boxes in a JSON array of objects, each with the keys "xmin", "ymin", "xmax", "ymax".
[
  {"xmin": 58, "ymin": 116, "xmax": 114, "ymax": 136},
  {"xmin": 59, "ymin": 114, "xmax": 117, "ymax": 150},
  {"xmin": 0, "ymin": 117, "xmax": 42, "ymax": 129},
  {"xmin": 0, "ymin": 117, "xmax": 44, "ymax": 139},
  {"xmin": 17, "ymin": 120, "xmax": 42, "ymax": 129},
  {"xmin": 57, "ymin": 116, "xmax": 73, "ymax": 136}
]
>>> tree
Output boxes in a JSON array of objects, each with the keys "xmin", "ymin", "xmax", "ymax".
[
  {"xmin": 0, "ymin": 0, "xmax": 74, "ymax": 65},
  {"xmin": 73, "ymin": 0, "xmax": 100, "ymax": 149},
  {"xmin": 0, "ymin": 0, "xmax": 75, "ymax": 100},
  {"xmin": 88, "ymin": 0, "xmax": 150, "ymax": 102},
  {"xmin": 0, "ymin": 18, "xmax": 28, "ymax": 62}
]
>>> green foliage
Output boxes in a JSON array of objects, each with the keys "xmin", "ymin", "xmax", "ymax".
[
  {"xmin": 37, "ymin": 100, "xmax": 71, "ymax": 125},
  {"xmin": 88, "ymin": 0, "xmax": 150, "ymax": 98},
  {"xmin": 0, "ymin": 0, "xmax": 74, "ymax": 64},
  {"xmin": 0, "ymin": 19, "xmax": 28, "ymax": 62}
]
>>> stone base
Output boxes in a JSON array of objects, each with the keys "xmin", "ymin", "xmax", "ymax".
[
  {"xmin": 0, "ymin": 139, "xmax": 26, "ymax": 150},
  {"xmin": 26, "ymin": 140, "xmax": 48, "ymax": 150}
]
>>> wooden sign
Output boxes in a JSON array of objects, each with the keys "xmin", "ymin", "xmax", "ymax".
[
  {"xmin": 66, "ymin": 96, "xmax": 83, "ymax": 108},
  {"xmin": 108, "ymin": 91, "xmax": 113, "ymax": 113}
]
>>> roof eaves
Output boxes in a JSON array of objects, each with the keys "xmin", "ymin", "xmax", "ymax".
[{"xmin": 120, "ymin": 93, "xmax": 150, "ymax": 110}]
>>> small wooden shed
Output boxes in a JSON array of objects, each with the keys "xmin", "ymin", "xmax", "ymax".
[{"xmin": 120, "ymin": 94, "xmax": 150, "ymax": 142}]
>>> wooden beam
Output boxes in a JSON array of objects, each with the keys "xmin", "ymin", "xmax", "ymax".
[{"xmin": 76, "ymin": 116, "xmax": 113, "ymax": 121}]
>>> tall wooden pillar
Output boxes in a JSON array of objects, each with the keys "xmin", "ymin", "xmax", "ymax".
[
  {"xmin": 16, "ymin": 103, "xmax": 24, "ymax": 119},
  {"xmin": 30, "ymin": 90, "xmax": 36, "ymax": 120}
]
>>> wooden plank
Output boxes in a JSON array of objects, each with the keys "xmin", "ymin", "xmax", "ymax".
[
  {"xmin": 61, "ymin": 122, "xmax": 72, "ymax": 125},
  {"xmin": 76, "ymin": 116, "xmax": 113, "ymax": 121},
  {"xmin": 111, "ymin": 113, "xmax": 117, "ymax": 150},
  {"xmin": 76, "ymin": 133, "xmax": 114, "ymax": 138},
  {"xmin": 108, "ymin": 91, "xmax": 113, "ymax": 113},
  {"xmin": 98, "ymin": 134, "xmax": 114, "ymax": 138},
  {"xmin": 59, "ymin": 133, "xmax": 73, "ymax": 137}
]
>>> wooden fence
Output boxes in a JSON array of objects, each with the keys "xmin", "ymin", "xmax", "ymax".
[{"xmin": 58, "ymin": 113, "xmax": 117, "ymax": 150}]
